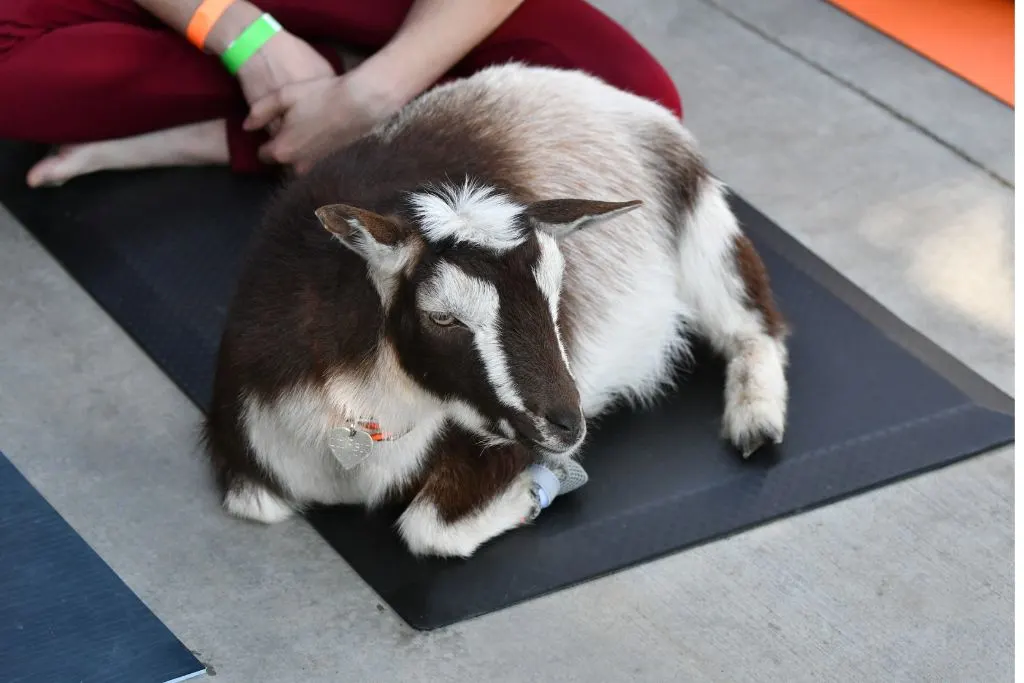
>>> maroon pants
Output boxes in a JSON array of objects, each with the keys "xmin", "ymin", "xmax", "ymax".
[{"xmin": 0, "ymin": 0, "xmax": 682, "ymax": 173}]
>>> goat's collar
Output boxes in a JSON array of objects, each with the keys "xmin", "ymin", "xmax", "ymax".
[{"xmin": 328, "ymin": 417, "xmax": 412, "ymax": 470}]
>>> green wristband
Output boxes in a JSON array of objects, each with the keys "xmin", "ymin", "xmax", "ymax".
[{"xmin": 220, "ymin": 13, "xmax": 281, "ymax": 75}]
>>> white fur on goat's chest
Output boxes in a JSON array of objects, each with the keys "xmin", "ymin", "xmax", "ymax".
[{"xmin": 240, "ymin": 352, "xmax": 453, "ymax": 507}]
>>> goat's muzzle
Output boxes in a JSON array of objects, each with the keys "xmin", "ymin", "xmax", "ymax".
[{"xmin": 508, "ymin": 406, "xmax": 587, "ymax": 456}]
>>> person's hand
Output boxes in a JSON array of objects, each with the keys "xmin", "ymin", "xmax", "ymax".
[
  {"xmin": 235, "ymin": 30, "xmax": 336, "ymax": 110},
  {"xmin": 243, "ymin": 75, "xmax": 401, "ymax": 174}
]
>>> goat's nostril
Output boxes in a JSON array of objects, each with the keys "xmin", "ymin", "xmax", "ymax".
[{"xmin": 544, "ymin": 409, "xmax": 583, "ymax": 438}]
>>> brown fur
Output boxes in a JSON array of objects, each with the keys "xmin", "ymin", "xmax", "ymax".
[
  {"xmin": 202, "ymin": 109, "xmax": 538, "ymax": 501},
  {"xmin": 316, "ymin": 205, "xmax": 408, "ymax": 245},
  {"xmin": 733, "ymin": 234, "xmax": 786, "ymax": 338},
  {"xmin": 410, "ymin": 426, "xmax": 534, "ymax": 523},
  {"xmin": 524, "ymin": 199, "xmax": 642, "ymax": 225},
  {"xmin": 639, "ymin": 123, "xmax": 709, "ymax": 227},
  {"xmin": 203, "ymin": 65, "xmax": 788, "ymax": 555}
]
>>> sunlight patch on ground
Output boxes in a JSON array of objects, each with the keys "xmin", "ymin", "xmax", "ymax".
[{"xmin": 856, "ymin": 177, "xmax": 1013, "ymax": 341}]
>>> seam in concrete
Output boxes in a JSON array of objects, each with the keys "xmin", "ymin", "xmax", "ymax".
[{"xmin": 698, "ymin": 0, "xmax": 1013, "ymax": 189}]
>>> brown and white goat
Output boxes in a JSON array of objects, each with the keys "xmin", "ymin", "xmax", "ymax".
[{"xmin": 202, "ymin": 63, "xmax": 789, "ymax": 558}]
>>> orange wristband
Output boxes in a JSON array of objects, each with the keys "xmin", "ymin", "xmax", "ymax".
[{"xmin": 186, "ymin": 0, "xmax": 235, "ymax": 50}]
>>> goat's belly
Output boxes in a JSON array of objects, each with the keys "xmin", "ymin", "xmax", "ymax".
[
  {"xmin": 561, "ymin": 224, "xmax": 687, "ymax": 414},
  {"xmin": 569, "ymin": 282, "xmax": 687, "ymax": 415}
]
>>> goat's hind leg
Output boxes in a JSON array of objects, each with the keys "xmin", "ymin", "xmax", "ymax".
[
  {"xmin": 397, "ymin": 428, "xmax": 540, "ymax": 558},
  {"xmin": 222, "ymin": 472, "xmax": 295, "ymax": 523},
  {"xmin": 202, "ymin": 413, "xmax": 296, "ymax": 524},
  {"xmin": 678, "ymin": 179, "xmax": 789, "ymax": 457}
]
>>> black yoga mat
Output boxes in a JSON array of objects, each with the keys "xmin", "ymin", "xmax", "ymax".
[
  {"xmin": 0, "ymin": 141, "xmax": 1012, "ymax": 631},
  {"xmin": 0, "ymin": 451, "xmax": 206, "ymax": 683}
]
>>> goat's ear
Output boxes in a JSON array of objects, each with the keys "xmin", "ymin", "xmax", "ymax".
[
  {"xmin": 524, "ymin": 199, "xmax": 643, "ymax": 239},
  {"xmin": 315, "ymin": 204, "xmax": 411, "ymax": 272}
]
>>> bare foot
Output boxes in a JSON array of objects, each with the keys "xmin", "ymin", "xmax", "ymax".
[{"xmin": 26, "ymin": 120, "xmax": 231, "ymax": 188}]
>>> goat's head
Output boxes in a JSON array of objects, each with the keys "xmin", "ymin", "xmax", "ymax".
[{"xmin": 315, "ymin": 181, "xmax": 641, "ymax": 456}]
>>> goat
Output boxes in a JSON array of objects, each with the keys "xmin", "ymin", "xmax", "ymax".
[{"xmin": 202, "ymin": 63, "xmax": 789, "ymax": 558}]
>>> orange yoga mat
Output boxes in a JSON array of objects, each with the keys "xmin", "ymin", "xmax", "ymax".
[{"xmin": 827, "ymin": 0, "xmax": 1014, "ymax": 107}]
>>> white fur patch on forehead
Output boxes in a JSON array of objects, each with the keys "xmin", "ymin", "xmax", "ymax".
[
  {"xmin": 408, "ymin": 179, "xmax": 526, "ymax": 252},
  {"xmin": 417, "ymin": 261, "xmax": 525, "ymax": 411},
  {"xmin": 418, "ymin": 261, "xmax": 499, "ymax": 327}
]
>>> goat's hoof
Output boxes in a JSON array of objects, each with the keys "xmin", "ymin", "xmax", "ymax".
[
  {"xmin": 723, "ymin": 380, "xmax": 786, "ymax": 459},
  {"xmin": 723, "ymin": 404, "xmax": 785, "ymax": 459},
  {"xmin": 734, "ymin": 425, "xmax": 784, "ymax": 459},
  {"xmin": 223, "ymin": 482, "xmax": 295, "ymax": 524},
  {"xmin": 524, "ymin": 487, "xmax": 543, "ymax": 523}
]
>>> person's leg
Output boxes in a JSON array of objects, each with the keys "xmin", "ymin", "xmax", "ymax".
[
  {"xmin": 249, "ymin": 0, "xmax": 683, "ymax": 117},
  {"xmin": 0, "ymin": 2, "xmax": 242, "ymax": 160},
  {"xmin": 1, "ymin": 0, "xmax": 679, "ymax": 184},
  {"xmin": 0, "ymin": 0, "xmax": 344, "ymax": 183},
  {"xmin": 25, "ymin": 120, "xmax": 230, "ymax": 187},
  {"xmin": 454, "ymin": 0, "xmax": 683, "ymax": 118}
]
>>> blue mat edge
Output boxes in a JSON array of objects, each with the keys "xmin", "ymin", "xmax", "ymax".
[{"xmin": 0, "ymin": 450, "xmax": 207, "ymax": 683}]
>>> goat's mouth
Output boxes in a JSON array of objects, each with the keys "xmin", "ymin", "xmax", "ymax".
[
  {"xmin": 519, "ymin": 426, "xmax": 588, "ymax": 459},
  {"xmin": 533, "ymin": 444, "xmax": 582, "ymax": 460},
  {"xmin": 502, "ymin": 408, "xmax": 587, "ymax": 456},
  {"xmin": 534, "ymin": 431, "xmax": 587, "ymax": 457}
]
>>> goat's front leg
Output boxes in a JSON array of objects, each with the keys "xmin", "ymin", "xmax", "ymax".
[
  {"xmin": 678, "ymin": 183, "xmax": 789, "ymax": 457},
  {"xmin": 396, "ymin": 428, "xmax": 539, "ymax": 558}
]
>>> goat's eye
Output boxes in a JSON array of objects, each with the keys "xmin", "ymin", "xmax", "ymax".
[{"xmin": 428, "ymin": 312, "xmax": 458, "ymax": 327}]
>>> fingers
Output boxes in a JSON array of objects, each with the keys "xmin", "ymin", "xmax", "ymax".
[
  {"xmin": 257, "ymin": 138, "xmax": 285, "ymax": 165},
  {"xmin": 244, "ymin": 89, "xmax": 291, "ymax": 132},
  {"xmin": 257, "ymin": 130, "xmax": 303, "ymax": 166},
  {"xmin": 249, "ymin": 88, "xmax": 292, "ymax": 164},
  {"xmin": 257, "ymin": 139, "xmax": 315, "ymax": 174}
]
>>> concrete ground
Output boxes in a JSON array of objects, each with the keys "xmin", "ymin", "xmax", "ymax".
[{"xmin": 0, "ymin": 0, "xmax": 1014, "ymax": 681}]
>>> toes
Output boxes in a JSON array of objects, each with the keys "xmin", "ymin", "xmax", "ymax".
[
  {"xmin": 26, "ymin": 157, "xmax": 65, "ymax": 188},
  {"xmin": 26, "ymin": 148, "xmax": 81, "ymax": 188}
]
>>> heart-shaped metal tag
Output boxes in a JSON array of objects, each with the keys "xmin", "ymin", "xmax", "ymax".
[{"xmin": 328, "ymin": 426, "xmax": 375, "ymax": 470}]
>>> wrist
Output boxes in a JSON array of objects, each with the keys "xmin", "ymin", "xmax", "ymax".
[
  {"xmin": 343, "ymin": 55, "xmax": 426, "ymax": 117},
  {"xmin": 203, "ymin": 0, "xmax": 262, "ymax": 54}
]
